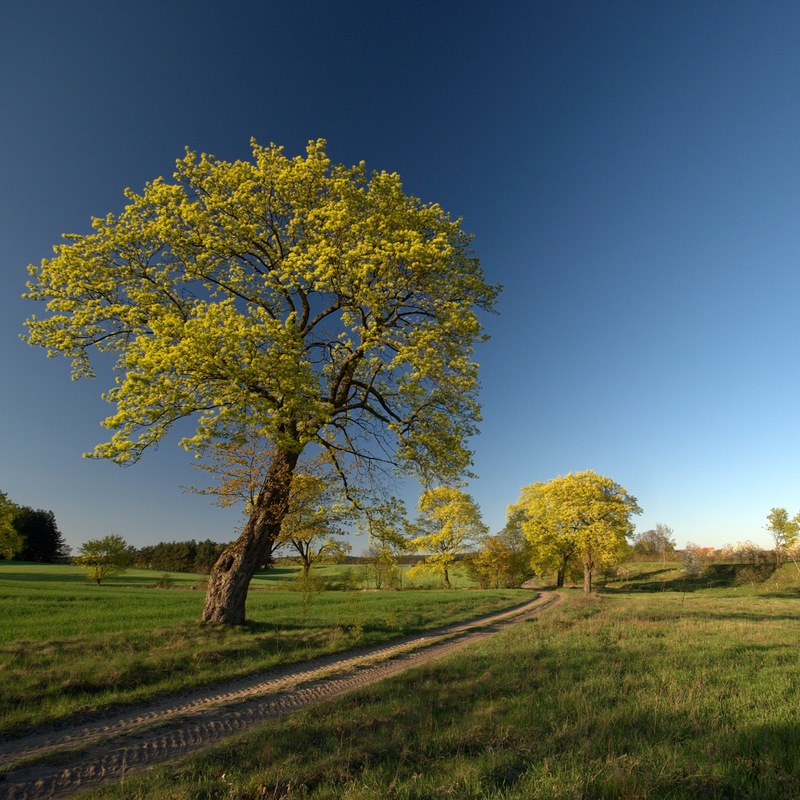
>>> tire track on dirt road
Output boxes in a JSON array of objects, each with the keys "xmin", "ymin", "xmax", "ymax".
[{"xmin": 0, "ymin": 590, "xmax": 563, "ymax": 800}]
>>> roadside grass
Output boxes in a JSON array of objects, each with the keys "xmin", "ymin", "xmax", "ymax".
[
  {"xmin": 81, "ymin": 565, "xmax": 800, "ymax": 799},
  {"xmin": 0, "ymin": 563, "xmax": 529, "ymax": 732}
]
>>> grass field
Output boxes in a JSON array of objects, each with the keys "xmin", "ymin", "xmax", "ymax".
[
  {"xmin": 0, "ymin": 562, "xmax": 529, "ymax": 732},
  {"xmin": 73, "ymin": 561, "xmax": 800, "ymax": 800}
]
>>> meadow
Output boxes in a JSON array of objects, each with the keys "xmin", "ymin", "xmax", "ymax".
[
  {"xmin": 70, "ymin": 561, "xmax": 800, "ymax": 800},
  {"xmin": 0, "ymin": 562, "xmax": 528, "ymax": 732}
]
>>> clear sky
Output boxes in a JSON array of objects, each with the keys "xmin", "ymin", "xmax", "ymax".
[{"xmin": 3, "ymin": 0, "xmax": 800, "ymax": 554}]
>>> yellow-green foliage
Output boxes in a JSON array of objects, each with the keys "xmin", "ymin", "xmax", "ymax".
[
  {"xmin": 510, "ymin": 470, "xmax": 641, "ymax": 591},
  {"xmin": 408, "ymin": 486, "xmax": 488, "ymax": 588},
  {"xmin": 0, "ymin": 491, "xmax": 23, "ymax": 560},
  {"xmin": 24, "ymin": 140, "xmax": 498, "ymax": 488}
]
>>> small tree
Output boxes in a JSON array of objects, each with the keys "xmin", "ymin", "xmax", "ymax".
[
  {"xmin": 360, "ymin": 498, "xmax": 409, "ymax": 589},
  {"xmin": 681, "ymin": 542, "xmax": 705, "ymax": 577},
  {"xmin": 465, "ymin": 524, "xmax": 532, "ymax": 588},
  {"xmin": 408, "ymin": 486, "xmax": 488, "ymax": 589},
  {"xmin": 765, "ymin": 507, "xmax": 800, "ymax": 564},
  {"xmin": 632, "ymin": 523, "xmax": 676, "ymax": 565},
  {"xmin": 277, "ymin": 471, "xmax": 352, "ymax": 576},
  {"xmin": 76, "ymin": 535, "xmax": 134, "ymax": 585}
]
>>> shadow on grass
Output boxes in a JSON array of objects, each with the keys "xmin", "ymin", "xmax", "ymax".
[
  {"xmin": 603, "ymin": 562, "xmax": 780, "ymax": 594},
  {"xmin": 150, "ymin": 635, "xmax": 800, "ymax": 800}
]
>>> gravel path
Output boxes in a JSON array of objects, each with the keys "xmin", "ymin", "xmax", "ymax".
[{"xmin": 0, "ymin": 590, "xmax": 562, "ymax": 799}]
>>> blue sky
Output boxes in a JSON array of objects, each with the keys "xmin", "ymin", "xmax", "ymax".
[{"xmin": 3, "ymin": 1, "xmax": 800, "ymax": 554}]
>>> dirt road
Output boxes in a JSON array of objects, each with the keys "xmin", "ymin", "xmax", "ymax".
[{"xmin": 0, "ymin": 590, "xmax": 562, "ymax": 799}]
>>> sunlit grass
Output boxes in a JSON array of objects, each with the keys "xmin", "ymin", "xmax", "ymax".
[
  {"xmin": 0, "ymin": 562, "xmax": 529, "ymax": 731},
  {"xmin": 81, "ymin": 568, "xmax": 800, "ymax": 799}
]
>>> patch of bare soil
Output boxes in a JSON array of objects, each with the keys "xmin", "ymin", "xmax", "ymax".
[{"xmin": 0, "ymin": 590, "xmax": 562, "ymax": 800}]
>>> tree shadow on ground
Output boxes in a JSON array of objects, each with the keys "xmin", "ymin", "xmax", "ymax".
[
  {"xmin": 158, "ymin": 635, "xmax": 800, "ymax": 800},
  {"xmin": 602, "ymin": 562, "xmax": 779, "ymax": 594}
]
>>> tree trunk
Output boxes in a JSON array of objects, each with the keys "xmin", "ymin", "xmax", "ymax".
[
  {"xmin": 443, "ymin": 567, "xmax": 451, "ymax": 589},
  {"xmin": 201, "ymin": 448, "xmax": 299, "ymax": 624},
  {"xmin": 556, "ymin": 566, "xmax": 565, "ymax": 587},
  {"xmin": 583, "ymin": 561, "xmax": 593, "ymax": 593}
]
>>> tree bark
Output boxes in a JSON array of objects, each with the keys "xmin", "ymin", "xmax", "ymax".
[
  {"xmin": 583, "ymin": 561, "xmax": 593, "ymax": 593},
  {"xmin": 201, "ymin": 448, "xmax": 299, "ymax": 624}
]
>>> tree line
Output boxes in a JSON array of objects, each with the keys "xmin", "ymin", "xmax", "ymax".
[
  {"xmin": 0, "ymin": 490, "xmax": 70, "ymax": 563},
  {"xmin": 133, "ymin": 540, "xmax": 228, "ymax": 574}
]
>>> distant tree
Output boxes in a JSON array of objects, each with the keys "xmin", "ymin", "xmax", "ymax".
[
  {"xmin": 718, "ymin": 541, "xmax": 770, "ymax": 565},
  {"xmin": 0, "ymin": 492, "xmax": 23, "ymax": 560},
  {"xmin": 133, "ymin": 539, "xmax": 226, "ymax": 573},
  {"xmin": 465, "ymin": 524, "xmax": 532, "ymax": 588},
  {"xmin": 195, "ymin": 539, "xmax": 227, "ymax": 573},
  {"xmin": 511, "ymin": 471, "xmax": 641, "ymax": 593},
  {"xmin": 681, "ymin": 542, "xmax": 705, "ymax": 577},
  {"xmin": 360, "ymin": 498, "xmax": 409, "ymax": 589},
  {"xmin": 408, "ymin": 486, "xmax": 488, "ymax": 589},
  {"xmin": 363, "ymin": 540, "xmax": 402, "ymax": 589},
  {"xmin": 14, "ymin": 507, "xmax": 70, "ymax": 563},
  {"xmin": 277, "ymin": 471, "xmax": 352, "ymax": 576},
  {"xmin": 507, "ymin": 491, "xmax": 577, "ymax": 587},
  {"xmin": 632, "ymin": 523, "xmax": 676, "ymax": 565},
  {"xmin": 765, "ymin": 507, "xmax": 799, "ymax": 563},
  {"xmin": 151, "ymin": 540, "xmax": 198, "ymax": 572},
  {"xmin": 76, "ymin": 535, "xmax": 134, "ymax": 585}
]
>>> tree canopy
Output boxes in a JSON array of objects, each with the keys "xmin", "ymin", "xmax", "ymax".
[
  {"xmin": 464, "ymin": 523, "xmax": 532, "ymax": 589},
  {"xmin": 509, "ymin": 470, "xmax": 641, "ymax": 592},
  {"xmin": 76, "ymin": 534, "xmax": 134, "ymax": 585},
  {"xmin": 765, "ymin": 507, "xmax": 799, "ymax": 550},
  {"xmin": 24, "ymin": 139, "xmax": 498, "ymax": 623},
  {"xmin": 408, "ymin": 486, "xmax": 488, "ymax": 588},
  {"xmin": 14, "ymin": 507, "xmax": 70, "ymax": 563}
]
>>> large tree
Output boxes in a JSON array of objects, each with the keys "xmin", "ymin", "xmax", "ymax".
[
  {"xmin": 23, "ymin": 140, "xmax": 498, "ymax": 623},
  {"xmin": 511, "ymin": 470, "xmax": 641, "ymax": 592}
]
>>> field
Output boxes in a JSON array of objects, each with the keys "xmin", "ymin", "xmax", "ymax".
[
  {"xmin": 73, "ymin": 561, "xmax": 800, "ymax": 800},
  {"xmin": 5, "ymin": 561, "xmax": 800, "ymax": 798},
  {"xmin": 0, "ymin": 562, "xmax": 528, "ymax": 732}
]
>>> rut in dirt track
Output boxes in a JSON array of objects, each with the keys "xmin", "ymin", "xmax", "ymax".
[{"xmin": 0, "ymin": 590, "xmax": 563, "ymax": 800}]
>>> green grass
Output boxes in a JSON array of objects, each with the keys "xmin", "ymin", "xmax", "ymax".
[
  {"xmin": 80, "ymin": 562, "xmax": 800, "ymax": 799},
  {"xmin": 0, "ymin": 562, "xmax": 530, "ymax": 732}
]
